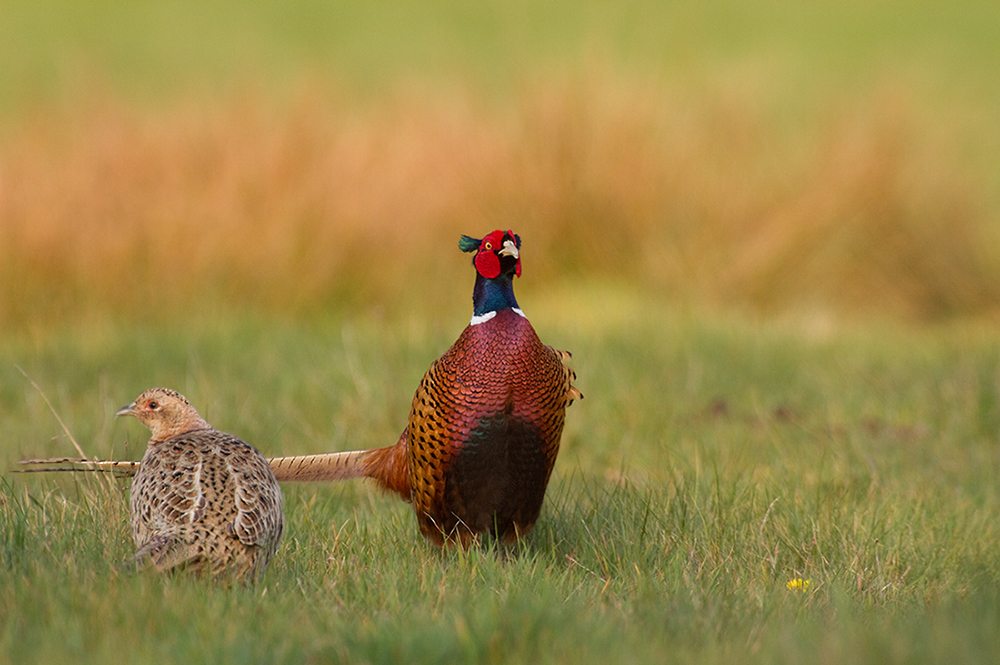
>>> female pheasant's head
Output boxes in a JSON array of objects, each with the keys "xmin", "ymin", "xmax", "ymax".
[
  {"xmin": 459, "ymin": 230, "xmax": 522, "ymax": 319},
  {"xmin": 116, "ymin": 387, "xmax": 212, "ymax": 443}
]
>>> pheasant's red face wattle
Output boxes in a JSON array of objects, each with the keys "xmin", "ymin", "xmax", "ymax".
[
  {"xmin": 474, "ymin": 246, "xmax": 501, "ymax": 279},
  {"xmin": 474, "ymin": 229, "xmax": 521, "ymax": 279}
]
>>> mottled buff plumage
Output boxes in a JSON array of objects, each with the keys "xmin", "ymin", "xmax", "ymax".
[{"xmin": 118, "ymin": 388, "xmax": 284, "ymax": 581}]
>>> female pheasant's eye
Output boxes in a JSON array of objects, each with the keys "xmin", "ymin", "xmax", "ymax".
[{"xmin": 147, "ymin": 401, "xmax": 159, "ymax": 410}]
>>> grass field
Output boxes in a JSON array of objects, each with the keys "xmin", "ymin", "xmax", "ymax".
[
  {"xmin": 3, "ymin": 301, "xmax": 1000, "ymax": 664},
  {"xmin": 2, "ymin": 1, "xmax": 1000, "ymax": 663}
]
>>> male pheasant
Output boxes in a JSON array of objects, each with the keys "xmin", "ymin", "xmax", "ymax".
[
  {"xmin": 18, "ymin": 231, "xmax": 580, "ymax": 547},
  {"xmin": 270, "ymin": 229, "xmax": 582, "ymax": 546},
  {"xmin": 116, "ymin": 388, "xmax": 284, "ymax": 580}
]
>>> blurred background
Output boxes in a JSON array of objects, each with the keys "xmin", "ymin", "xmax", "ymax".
[{"xmin": 2, "ymin": 0, "xmax": 998, "ymax": 331}]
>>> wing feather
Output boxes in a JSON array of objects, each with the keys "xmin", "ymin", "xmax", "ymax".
[{"xmin": 226, "ymin": 443, "xmax": 283, "ymax": 547}]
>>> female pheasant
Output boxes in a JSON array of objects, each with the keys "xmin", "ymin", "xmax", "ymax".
[
  {"xmin": 117, "ymin": 388, "xmax": 284, "ymax": 580},
  {"xmin": 270, "ymin": 229, "xmax": 582, "ymax": 546}
]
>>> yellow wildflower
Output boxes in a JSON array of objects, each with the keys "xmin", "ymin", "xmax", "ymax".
[{"xmin": 785, "ymin": 578, "xmax": 811, "ymax": 592}]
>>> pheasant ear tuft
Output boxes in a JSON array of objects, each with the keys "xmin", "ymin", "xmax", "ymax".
[{"xmin": 458, "ymin": 235, "xmax": 481, "ymax": 253}]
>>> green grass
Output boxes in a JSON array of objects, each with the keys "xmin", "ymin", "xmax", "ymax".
[{"xmin": 3, "ymin": 295, "xmax": 999, "ymax": 664}]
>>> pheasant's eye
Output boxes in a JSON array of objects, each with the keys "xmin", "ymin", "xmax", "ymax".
[
  {"xmin": 484, "ymin": 241, "xmax": 493, "ymax": 250},
  {"xmin": 147, "ymin": 400, "xmax": 159, "ymax": 410}
]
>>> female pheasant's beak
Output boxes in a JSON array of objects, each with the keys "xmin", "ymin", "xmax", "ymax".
[
  {"xmin": 115, "ymin": 402, "xmax": 137, "ymax": 418},
  {"xmin": 499, "ymin": 239, "xmax": 518, "ymax": 259}
]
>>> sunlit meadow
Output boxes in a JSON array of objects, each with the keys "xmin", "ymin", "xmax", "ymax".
[{"xmin": 2, "ymin": 1, "xmax": 1000, "ymax": 663}]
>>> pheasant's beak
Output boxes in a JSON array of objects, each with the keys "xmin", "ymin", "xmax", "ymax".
[
  {"xmin": 499, "ymin": 239, "xmax": 519, "ymax": 259},
  {"xmin": 115, "ymin": 402, "xmax": 136, "ymax": 418}
]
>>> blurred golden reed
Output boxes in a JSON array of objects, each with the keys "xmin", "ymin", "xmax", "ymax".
[{"xmin": 1, "ymin": 73, "xmax": 996, "ymax": 328}]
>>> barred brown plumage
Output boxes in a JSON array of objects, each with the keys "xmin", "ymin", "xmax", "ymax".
[{"xmin": 269, "ymin": 229, "xmax": 581, "ymax": 546}]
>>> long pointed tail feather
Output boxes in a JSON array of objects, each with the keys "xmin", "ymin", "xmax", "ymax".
[
  {"xmin": 15, "ymin": 453, "xmax": 370, "ymax": 482},
  {"xmin": 269, "ymin": 439, "xmax": 411, "ymax": 500},
  {"xmin": 267, "ymin": 450, "xmax": 375, "ymax": 482},
  {"xmin": 17, "ymin": 458, "xmax": 140, "ymax": 476},
  {"xmin": 17, "ymin": 436, "xmax": 412, "ymax": 500}
]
